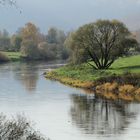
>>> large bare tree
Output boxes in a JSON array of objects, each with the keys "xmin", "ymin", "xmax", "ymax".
[{"xmin": 69, "ymin": 20, "xmax": 138, "ymax": 69}]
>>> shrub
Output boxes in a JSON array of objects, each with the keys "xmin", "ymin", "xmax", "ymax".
[
  {"xmin": 0, "ymin": 114, "xmax": 48, "ymax": 140},
  {"xmin": 20, "ymin": 40, "xmax": 41, "ymax": 60},
  {"xmin": 96, "ymin": 73, "xmax": 140, "ymax": 87},
  {"xmin": 0, "ymin": 52, "xmax": 9, "ymax": 63}
]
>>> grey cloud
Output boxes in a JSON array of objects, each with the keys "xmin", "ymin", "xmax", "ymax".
[{"xmin": 0, "ymin": 0, "xmax": 140, "ymax": 33}]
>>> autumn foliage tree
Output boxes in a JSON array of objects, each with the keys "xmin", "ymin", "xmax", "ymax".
[
  {"xmin": 20, "ymin": 22, "xmax": 41, "ymax": 59},
  {"xmin": 66, "ymin": 20, "xmax": 138, "ymax": 69}
]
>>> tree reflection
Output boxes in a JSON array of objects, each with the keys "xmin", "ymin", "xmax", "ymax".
[
  {"xmin": 14, "ymin": 62, "xmax": 39, "ymax": 92},
  {"xmin": 13, "ymin": 61, "xmax": 65, "ymax": 92},
  {"xmin": 70, "ymin": 94, "xmax": 138, "ymax": 135}
]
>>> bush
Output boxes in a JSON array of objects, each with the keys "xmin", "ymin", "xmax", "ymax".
[
  {"xmin": 0, "ymin": 52, "xmax": 9, "ymax": 63},
  {"xmin": 0, "ymin": 114, "xmax": 48, "ymax": 140},
  {"xmin": 21, "ymin": 40, "xmax": 41, "ymax": 60},
  {"xmin": 96, "ymin": 73, "xmax": 140, "ymax": 87},
  {"xmin": 38, "ymin": 42, "xmax": 57, "ymax": 60}
]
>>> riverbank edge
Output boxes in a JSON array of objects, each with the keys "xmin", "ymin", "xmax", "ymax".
[{"xmin": 45, "ymin": 70, "xmax": 140, "ymax": 102}]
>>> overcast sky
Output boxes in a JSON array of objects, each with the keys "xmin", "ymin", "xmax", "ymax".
[{"xmin": 0, "ymin": 0, "xmax": 140, "ymax": 34}]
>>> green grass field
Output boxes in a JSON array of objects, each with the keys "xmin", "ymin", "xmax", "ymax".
[
  {"xmin": 50, "ymin": 55, "xmax": 140, "ymax": 82},
  {"xmin": 2, "ymin": 51, "xmax": 21, "ymax": 61}
]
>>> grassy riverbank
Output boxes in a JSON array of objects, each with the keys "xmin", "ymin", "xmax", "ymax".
[
  {"xmin": 46, "ymin": 55, "xmax": 140, "ymax": 101},
  {"xmin": 2, "ymin": 51, "xmax": 21, "ymax": 61}
]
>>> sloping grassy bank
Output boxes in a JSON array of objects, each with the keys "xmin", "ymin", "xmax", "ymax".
[
  {"xmin": 2, "ymin": 51, "xmax": 21, "ymax": 61},
  {"xmin": 46, "ymin": 55, "xmax": 140, "ymax": 102}
]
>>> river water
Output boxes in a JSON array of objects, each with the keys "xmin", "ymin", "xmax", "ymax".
[{"xmin": 0, "ymin": 62, "xmax": 140, "ymax": 140}]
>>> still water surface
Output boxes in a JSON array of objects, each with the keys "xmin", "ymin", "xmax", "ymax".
[{"xmin": 0, "ymin": 62, "xmax": 140, "ymax": 140}]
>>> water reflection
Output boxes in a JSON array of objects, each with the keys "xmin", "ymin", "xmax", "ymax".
[
  {"xmin": 70, "ymin": 94, "xmax": 138, "ymax": 136},
  {"xmin": 13, "ymin": 62, "xmax": 39, "ymax": 91},
  {"xmin": 13, "ymin": 61, "xmax": 65, "ymax": 92},
  {"xmin": 1, "ymin": 62, "xmax": 140, "ymax": 140}
]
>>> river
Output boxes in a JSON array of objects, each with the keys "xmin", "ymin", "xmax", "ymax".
[{"xmin": 0, "ymin": 62, "xmax": 140, "ymax": 140}]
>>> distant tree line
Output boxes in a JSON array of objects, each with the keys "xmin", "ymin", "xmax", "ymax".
[
  {"xmin": 0, "ymin": 22, "xmax": 70, "ymax": 60},
  {"xmin": 0, "ymin": 20, "xmax": 140, "ymax": 68},
  {"xmin": 0, "ymin": 29, "xmax": 11, "ymax": 51}
]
